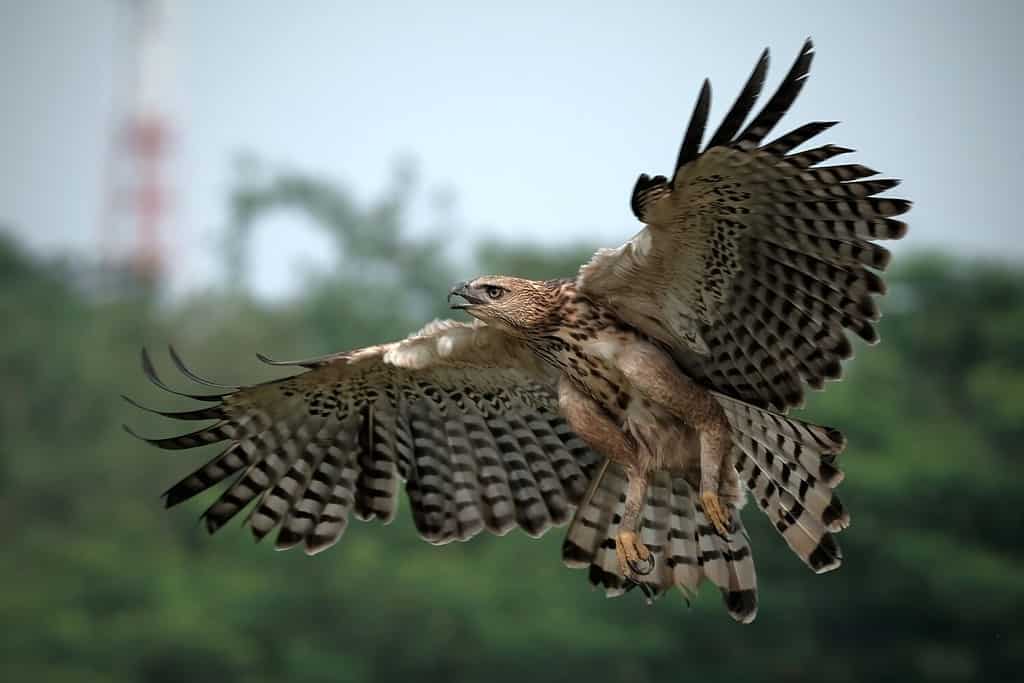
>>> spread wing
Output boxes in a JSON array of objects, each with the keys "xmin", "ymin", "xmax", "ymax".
[
  {"xmin": 124, "ymin": 320, "xmax": 600, "ymax": 554},
  {"xmin": 577, "ymin": 39, "xmax": 910, "ymax": 412}
]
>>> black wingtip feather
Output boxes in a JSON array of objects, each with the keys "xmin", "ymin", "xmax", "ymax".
[
  {"xmin": 864, "ymin": 270, "xmax": 886, "ymax": 295},
  {"xmin": 673, "ymin": 78, "xmax": 711, "ymax": 177},
  {"xmin": 168, "ymin": 345, "xmax": 237, "ymax": 390},
  {"xmin": 737, "ymin": 39, "xmax": 816, "ymax": 148},
  {"xmin": 202, "ymin": 513, "xmax": 222, "ymax": 535},
  {"xmin": 763, "ymin": 121, "xmax": 838, "ymax": 156},
  {"xmin": 854, "ymin": 321, "xmax": 879, "ymax": 345},
  {"xmin": 255, "ymin": 351, "xmax": 288, "ymax": 366},
  {"xmin": 141, "ymin": 348, "xmax": 227, "ymax": 402},
  {"xmin": 706, "ymin": 47, "xmax": 770, "ymax": 149},
  {"xmin": 256, "ymin": 350, "xmax": 338, "ymax": 369},
  {"xmin": 121, "ymin": 394, "xmax": 224, "ymax": 421},
  {"xmin": 723, "ymin": 588, "xmax": 758, "ymax": 623},
  {"xmin": 888, "ymin": 220, "xmax": 909, "ymax": 240},
  {"xmin": 879, "ymin": 198, "xmax": 913, "ymax": 218},
  {"xmin": 125, "ymin": 422, "xmax": 229, "ymax": 451},
  {"xmin": 162, "ymin": 485, "xmax": 191, "ymax": 509}
]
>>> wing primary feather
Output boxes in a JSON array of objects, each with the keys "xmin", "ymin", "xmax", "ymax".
[
  {"xmin": 673, "ymin": 79, "xmax": 711, "ymax": 177},
  {"xmin": 122, "ymin": 421, "xmax": 230, "ymax": 450},
  {"xmin": 162, "ymin": 443, "xmax": 247, "ymax": 508},
  {"xmin": 737, "ymin": 38, "xmax": 815, "ymax": 149},
  {"xmin": 121, "ymin": 394, "xmax": 224, "ymax": 421},
  {"xmin": 785, "ymin": 144, "xmax": 853, "ymax": 168},
  {"xmin": 762, "ymin": 121, "xmax": 837, "ymax": 156},
  {"xmin": 706, "ymin": 48, "xmax": 770, "ymax": 148},
  {"xmin": 140, "ymin": 348, "xmax": 228, "ymax": 402},
  {"xmin": 255, "ymin": 351, "xmax": 339, "ymax": 369},
  {"xmin": 168, "ymin": 345, "xmax": 238, "ymax": 390}
]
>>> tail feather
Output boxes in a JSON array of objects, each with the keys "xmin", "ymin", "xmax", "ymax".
[
  {"xmin": 735, "ymin": 448, "xmax": 841, "ymax": 573},
  {"xmin": 695, "ymin": 505, "xmax": 731, "ymax": 589},
  {"xmin": 562, "ymin": 462, "xmax": 757, "ymax": 622},
  {"xmin": 643, "ymin": 473, "xmax": 674, "ymax": 592},
  {"xmin": 718, "ymin": 393, "xmax": 845, "ymax": 485},
  {"xmin": 719, "ymin": 394, "xmax": 848, "ymax": 574},
  {"xmin": 667, "ymin": 475, "xmax": 702, "ymax": 596},
  {"xmin": 723, "ymin": 529, "xmax": 758, "ymax": 622},
  {"xmin": 562, "ymin": 396, "xmax": 848, "ymax": 622},
  {"xmin": 734, "ymin": 430, "xmax": 848, "ymax": 532}
]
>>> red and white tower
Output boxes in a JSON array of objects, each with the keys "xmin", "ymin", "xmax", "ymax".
[{"xmin": 99, "ymin": 0, "xmax": 177, "ymax": 283}]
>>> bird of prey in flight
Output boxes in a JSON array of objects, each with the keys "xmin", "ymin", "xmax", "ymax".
[{"xmin": 126, "ymin": 39, "xmax": 908, "ymax": 623}]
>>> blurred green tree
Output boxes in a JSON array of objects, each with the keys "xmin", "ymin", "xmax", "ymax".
[{"xmin": 1, "ymin": 168, "xmax": 1020, "ymax": 683}]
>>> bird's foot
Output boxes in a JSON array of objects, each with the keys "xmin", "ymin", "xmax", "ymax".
[
  {"xmin": 616, "ymin": 530, "xmax": 654, "ymax": 579},
  {"xmin": 701, "ymin": 490, "xmax": 731, "ymax": 537}
]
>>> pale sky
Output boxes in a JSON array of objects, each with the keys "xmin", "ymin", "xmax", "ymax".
[{"xmin": 1, "ymin": 1, "xmax": 1021, "ymax": 297}]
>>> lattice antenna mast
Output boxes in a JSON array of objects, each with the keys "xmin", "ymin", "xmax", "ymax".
[{"xmin": 98, "ymin": 0, "xmax": 177, "ymax": 283}]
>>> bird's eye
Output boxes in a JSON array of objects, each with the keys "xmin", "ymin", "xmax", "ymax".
[{"xmin": 484, "ymin": 285, "xmax": 504, "ymax": 300}]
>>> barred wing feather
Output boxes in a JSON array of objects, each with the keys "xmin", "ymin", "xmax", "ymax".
[
  {"xmin": 125, "ymin": 320, "xmax": 601, "ymax": 555},
  {"xmin": 577, "ymin": 38, "xmax": 910, "ymax": 411}
]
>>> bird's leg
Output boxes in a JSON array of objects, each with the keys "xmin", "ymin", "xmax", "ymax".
[
  {"xmin": 698, "ymin": 425, "xmax": 733, "ymax": 537},
  {"xmin": 617, "ymin": 343, "xmax": 733, "ymax": 537},
  {"xmin": 618, "ymin": 467, "xmax": 654, "ymax": 577},
  {"xmin": 558, "ymin": 378, "xmax": 653, "ymax": 579}
]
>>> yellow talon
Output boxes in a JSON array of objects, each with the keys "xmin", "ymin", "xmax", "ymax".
[
  {"xmin": 616, "ymin": 530, "xmax": 654, "ymax": 578},
  {"xmin": 701, "ymin": 490, "xmax": 731, "ymax": 537}
]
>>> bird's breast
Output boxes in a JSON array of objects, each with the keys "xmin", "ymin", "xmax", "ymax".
[{"xmin": 550, "ymin": 330, "xmax": 636, "ymax": 415}]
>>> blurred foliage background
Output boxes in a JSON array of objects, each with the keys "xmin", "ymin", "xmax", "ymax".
[{"xmin": 1, "ymin": 165, "xmax": 1021, "ymax": 683}]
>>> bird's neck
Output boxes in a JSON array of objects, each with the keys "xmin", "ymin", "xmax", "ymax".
[{"xmin": 521, "ymin": 281, "xmax": 613, "ymax": 370}]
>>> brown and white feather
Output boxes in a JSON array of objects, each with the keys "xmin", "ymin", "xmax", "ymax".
[
  {"xmin": 128, "ymin": 40, "xmax": 907, "ymax": 625},
  {"xmin": 577, "ymin": 38, "xmax": 909, "ymax": 412},
  {"xmin": 127, "ymin": 321, "xmax": 602, "ymax": 554}
]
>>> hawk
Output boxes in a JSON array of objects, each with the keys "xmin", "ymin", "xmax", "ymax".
[{"xmin": 126, "ymin": 40, "xmax": 908, "ymax": 623}]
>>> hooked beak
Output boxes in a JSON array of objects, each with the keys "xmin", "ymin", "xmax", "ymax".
[{"xmin": 448, "ymin": 281, "xmax": 483, "ymax": 310}]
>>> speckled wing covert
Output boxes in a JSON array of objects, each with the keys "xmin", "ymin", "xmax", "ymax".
[
  {"xmin": 125, "ymin": 320, "xmax": 600, "ymax": 554},
  {"xmin": 577, "ymin": 39, "xmax": 910, "ymax": 412}
]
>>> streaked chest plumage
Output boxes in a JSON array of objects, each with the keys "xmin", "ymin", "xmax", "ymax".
[
  {"xmin": 530, "ymin": 291, "xmax": 645, "ymax": 421},
  {"xmin": 527, "ymin": 286, "xmax": 700, "ymax": 474}
]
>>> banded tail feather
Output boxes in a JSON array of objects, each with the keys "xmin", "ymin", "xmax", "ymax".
[
  {"xmin": 561, "ymin": 394, "xmax": 847, "ymax": 621},
  {"xmin": 716, "ymin": 393, "xmax": 849, "ymax": 574},
  {"xmin": 561, "ymin": 462, "xmax": 758, "ymax": 624}
]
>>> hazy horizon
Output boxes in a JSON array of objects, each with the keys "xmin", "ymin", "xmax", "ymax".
[{"xmin": 2, "ymin": 1, "xmax": 1021, "ymax": 297}]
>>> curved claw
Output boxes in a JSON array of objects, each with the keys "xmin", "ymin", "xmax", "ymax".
[
  {"xmin": 627, "ymin": 554, "xmax": 655, "ymax": 577},
  {"xmin": 701, "ymin": 490, "xmax": 733, "ymax": 539},
  {"xmin": 624, "ymin": 578, "xmax": 656, "ymax": 604}
]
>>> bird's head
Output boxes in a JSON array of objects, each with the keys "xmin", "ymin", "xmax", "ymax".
[{"xmin": 448, "ymin": 276, "xmax": 556, "ymax": 335}]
